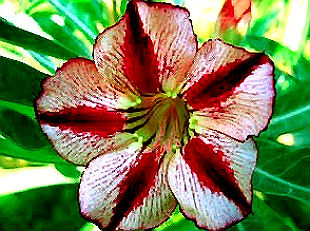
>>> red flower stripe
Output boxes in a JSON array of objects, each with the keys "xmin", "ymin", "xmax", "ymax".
[{"xmin": 183, "ymin": 137, "xmax": 251, "ymax": 214}]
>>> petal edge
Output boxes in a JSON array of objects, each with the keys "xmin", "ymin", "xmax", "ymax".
[{"xmin": 168, "ymin": 132, "xmax": 256, "ymax": 230}]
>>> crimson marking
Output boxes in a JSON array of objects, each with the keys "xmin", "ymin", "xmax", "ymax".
[
  {"xmin": 106, "ymin": 150, "xmax": 163, "ymax": 231},
  {"xmin": 37, "ymin": 105, "xmax": 125, "ymax": 138},
  {"xmin": 185, "ymin": 53, "xmax": 270, "ymax": 110},
  {"xmin": 184, "ymin": 137, "xmax": 251, "ymax": 215},
  {"xmin": 121, "ymin": 1, "xmax": 161, "ymax": 95}
]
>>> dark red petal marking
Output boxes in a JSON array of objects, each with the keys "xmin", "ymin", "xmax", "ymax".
[
  {"xmin": 184, "ymin": 137, "xmax": 251, "ymax": 214},
  {"xmin": 106, "ymin": 150, "xmax": 163, "ymax": 231},
  {"xmin": 37, "ymin": 105, "xmax": 125, "ymax": 138},
  {"xmin": 133, "ymin": 0, "xmax": 197, "ymax": 92},
  {"xmin": 94, "ymin": 0, "xmax": 196, "ymax": 94},
  {"xmin": 185, "ymin": 53, "xmax": 270, "ymax": 110},
  {"xmin": 34, "ymin": 58, "xmax": 134, "ymax": 166},
  {"xmin": 120, "ymin": 1, "xmax": 160, "ymax": 95}
]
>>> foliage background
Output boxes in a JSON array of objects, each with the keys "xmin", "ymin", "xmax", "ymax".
[{"xmin": 0, "ymin": 0, "xmax": 309, "ymax": 230}]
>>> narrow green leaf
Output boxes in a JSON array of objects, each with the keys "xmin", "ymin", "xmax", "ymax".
[
  {"xmin": 26, "ymin": 0, "xmax": 112, "ymax": 58},
  {"xmin": 28, "ymin": 51, "xmax": 56, "ymax": 74},
  {"xmin": 248, "ymin": 11, "xmax": 279, "ymax": 36},
  {"xmin": 0, "ymin": 166, "xmax": 77, "ymax": 195},
  {"xmin": 46, "ymin": 0, "xmax": 97, "ymax": 40},
  {"xmin": 0, "ymin": 17, "xmax": 76, "ymax": 59},
  {"xmin": 28, "ymin": 11, "xmax": 92, "ymax": 58}
]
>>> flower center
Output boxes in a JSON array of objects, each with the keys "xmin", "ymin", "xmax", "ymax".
[{"xmin": 125, "ymin": 93, "xmax": 190, "ymax": 150}]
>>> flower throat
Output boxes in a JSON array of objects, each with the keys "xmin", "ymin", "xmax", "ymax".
[{"xmin": 124, "ymin": 93, "xmax": 190, "ymax": 150}]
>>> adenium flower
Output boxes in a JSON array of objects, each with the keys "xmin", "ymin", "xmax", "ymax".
[{"xmin": 35, "ymin": 0, "xmax": 274, "ymax": 230}]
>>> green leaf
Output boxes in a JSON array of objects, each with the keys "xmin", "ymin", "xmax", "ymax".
[
  {"xmin": 0, "ymin": 57, "xmax": 66, "ymax": 163},
  {"xmin": 44, "ymin": 0, "xmax": 105, "ymax": 40},
  {"xmin": 0, "ymin": 184, "xmax": 86, "ymax": 231},
  {"xmin": 54, "ymin": 163, "xmax": 81, "ymax": 179},
  {"xmin": 0, "ymin": 16, "xmax": 76, "ymax": 60},
  {"xmin": 227, "ymin": 194, "xmax": 303, "ymax": 231},
  {"xmin": 154, "ymin": 207, "xmax": 202, "ymax": 231},
  {"xmin": 156, "ymin": 194, "xmax": 307, "ymax": 231},
  {"xmin": 0, "ymin": 56, "xmax": 47, "ymax": 106},
  {"xmin": 0, "ymin": 109, "xmax": 49, "ymax": 149},
  {"xmin": 0, "ymin": 109, "xmax": 65, "ymax": 164},
  {"xmin": 246, "ymin": 36, "xmax": 310, "ymax": 81},
  {"xmin": 48, "ymin": 0, "xmax": 97, "ymax": 41},
  {"xmin": 294, "ymin": 55, "xmax": 310, "ymax": 80},
  {"xmin": 254, "ymin": 163, "xmax": 310, "ymax": 204},
  {"xmin": 120, "ymin": 0, "xmax": 129, "ymax": 16},
  {"xmin": 254, "ymin": 118, "xmax": 310, "ymax": 204},
  {"xmin": 249, "ymin": 11, "xmax": 279, "ymax": 36},
  {"xmin": 258, "ymin": 194, "xmax": 310, "ymax": 230},
  {"xmin": 26, "ymin": 0, "xmax": 113, "ymax": 58},
  {"xmin": 28, "ymin": 10, "xmax": 92, "ymax": 58},
  {"xmin": 267, "ymin": 69, "xmax": 310, "ymax": 136},
  {"xmin": 28, "ymin": 51, "xmax": 57, "ymax": 74}
]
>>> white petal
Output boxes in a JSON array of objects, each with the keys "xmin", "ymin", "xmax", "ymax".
[
  {"xmin": 184, "ymin": 39, "xmax": 274, "ymax": 141},
  {"xmin": 79, "ymin": 146, "xmax": 176, "ymax": 230},
  {"xmin": 168, "ymin": 133, "xmax": 256, "ymax": 230}
]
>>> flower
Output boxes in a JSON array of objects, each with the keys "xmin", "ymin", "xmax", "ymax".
[{"xmin": 35, "ymin": 0, "xmax": 274, "ymax": 230}]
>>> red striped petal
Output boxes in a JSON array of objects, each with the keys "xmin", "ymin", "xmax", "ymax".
[
  {"xmin": 94, "ymin": 0, "xmax": 197, "ymax": 95},
  {"xmin": 134, "ymin": 0, "xmax": 197, "ymax": 92},
  {"xmin": 38, "ymin": 105, "xmax": 125, "ymax": 137},
  {"xmin": 94, "ymin": 1, "xmax": 160, "ymax": 95},
  {"xmin": 168, "ymin": 133, "xmax": 256, "ymax": 230},
  {"xmin": 36, "ymin": 58, "xmax": 130, "ymax": 165},
  {"xmin": 184, "ymin": 39, "xmax": 274, "ymax": 141},
  {"xmin": 118, "ymin": 153, "xmax": 177, "ymax": 230},
  {"xmin": 79, "ymin": 146, "xmax": 176, "ymax": 231}
]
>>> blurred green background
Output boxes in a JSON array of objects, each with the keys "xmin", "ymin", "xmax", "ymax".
[{"xmin": 0, "ymin": 0, "xmax": 309, "ymax": 230}]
